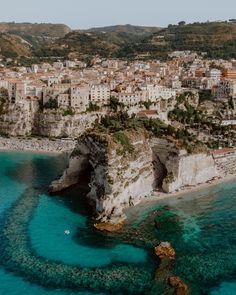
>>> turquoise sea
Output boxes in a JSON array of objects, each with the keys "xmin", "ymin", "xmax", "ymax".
[{"xmin": 0, "ymin": 151, "xmax": 236, "ymax": 294}]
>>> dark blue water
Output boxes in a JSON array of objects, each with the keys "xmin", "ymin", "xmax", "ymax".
[{"xmin": 0, "ymin": 151, "xmax": 236, "ymax": 294}]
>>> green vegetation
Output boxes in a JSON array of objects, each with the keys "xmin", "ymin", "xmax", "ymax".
[
  {"xmin": 95, "ymin": 111, "xmax": 204, "ymax": 154},
  {"xmin": 113, "ymin": 131, "xmax": 134, "ymax": 155},
  {"xmin": 140, "ymin": 100, "xmax": 152, "ymax": 110},
  {"xmin": 199, "ymin": 90, "xmax": 213, "ymax": 103},
  {"xmin": 63, "ymin": 107, "xmax": 75, "ymax": 116},
  {"xmin": 86, "ymin": 102, "xmax": 100, "ymax": 112},
  {"xmin": 109, "ymin": 96, "xmax": 125, "ymax": 112},
  {"xmin": 0, "ymin": 87, "xmax": 8, "ymax": 114},
  {"xmin": 164, "ymin": 172, "xmax": 175, "ymax": 184},
  {"xmin": 43, "ymin": 98, "xmax": 58, "ymax": 109}
]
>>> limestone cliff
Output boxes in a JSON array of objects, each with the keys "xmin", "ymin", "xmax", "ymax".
[
  {"xmin": 50, "ymin": 129, "xmax": 155, "ymax": 223},
  {"xmin": 33, "ymin": 111, "xmax": 98, "ymax": 138},
  {"xmin": 50, "ymin": 131, "xmax": 218, "ymax": 223},
  {"xmin": 0, "ymin": 102, "xmax": 37, "ymax": 136},
  {"xmin": 0, "ymin": 103, "xmax": 97, "ymax": 138},
  {"xmin": 151, "ymin": 138, "xmax": 218, "ymax": 193}
]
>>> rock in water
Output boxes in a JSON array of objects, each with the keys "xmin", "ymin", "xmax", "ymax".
[
  {"xmin": 155, "ymin": 242, "xmax": 176, "ymax": 260},
  {"xmin": 94, "ymin": 222, "xmax": 124, "ymax": 232},
  {"xmin": 168, "ymin": 276, "xmax": 189, "ymax": 295}
]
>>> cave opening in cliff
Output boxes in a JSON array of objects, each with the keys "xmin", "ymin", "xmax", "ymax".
[
  {"xmin": 58, "ymin": 160, "xmax": 95, "ymax": 217},
  {"xmin": 77, "ymin": 161, "xmax": 94, "ymax": 192},
  {"xmin": 152, "ymin": 154, "xmax": 168, "ymax": 190}
]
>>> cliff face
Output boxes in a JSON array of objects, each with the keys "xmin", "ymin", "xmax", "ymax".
[
  {"xmin": 0, "ymin": 102, "xmax": 36, "ymax": 136},
  {"xmin": 0, "ymin": 104, "xmax": 97, "ymax": 138},
  {"xmin": 151, "ymin": 139, "xmax": 218, "ymax": 193},
  {"xmin": 50, "ymin": 132, "xmax": 218, "ymax": 223},
  {"xmin": 33, "ymin": 111, "xmax": 98, "ymax": 138},
  {"xmin": 50, "ymin": 130, "xmax": 155, "ymax": 223}
]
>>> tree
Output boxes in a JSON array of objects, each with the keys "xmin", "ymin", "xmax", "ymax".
[
  {"xmin": 178, "ymin": 21, "xmax": 186, "ymax": 26},
  {"xmin": 109, "ymin": 96, "xmax": 125, "ymax": 113},
  {"xmin": 44, "ymin": 98, "xmax": 58, "ymax": 109}
]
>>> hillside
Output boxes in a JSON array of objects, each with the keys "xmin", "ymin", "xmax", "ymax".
[
  {"xmin": 37, "ymin": 21, "xmax": 236, "ymax": 60},
  {"xmin": 35, "ymin": 30, "xmax": 147, "ymax": 59},
  {"xmin": 0, "ymin": 22, "xmax": 71, "ymax": 60},
  {"xmin": 0, "ymin": 22, "xmax": 71, "ymax": 38},
  {"xmin": 84, "ymin": 24, "xmax": 161, "ymax": 36},
  {"xmin": 148, "ymin": 21, "xmax": 236, "ymax": 59},
  {"xmin": 0, "ymin": 33, "xmax": 31, "ymax": 58},
  {"xmin": 1, "ymin": 21, "xmax": 236, "ymax": 61}
]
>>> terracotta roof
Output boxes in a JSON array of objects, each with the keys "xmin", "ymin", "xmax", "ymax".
[
  {"xmin": 211, "ymin": 148, "xmax": 234, "ymax": 155},
  {"xmin": 137, "ymin": 110, "xmax": 158, "ymax": 117}
]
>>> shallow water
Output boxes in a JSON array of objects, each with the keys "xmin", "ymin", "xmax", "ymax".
[
  {"xmin": 0, "ymin": 152, "xmax": 153, "ymax": 295},
  {"xmin": 126, "ymin": 181, "xmax": 236, "ymax": 294},
  {"xmin": 0, "ymin": 151, "xmax": 236, "ymax": 294}
]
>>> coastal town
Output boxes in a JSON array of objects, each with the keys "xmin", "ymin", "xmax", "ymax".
[
  {"xmin": 0, "ymin": 2, "xmax": 236, "ymax": 292},
  {"xmin": 1, "ymin": 50, "xmax": 236, "ymax": 146}
]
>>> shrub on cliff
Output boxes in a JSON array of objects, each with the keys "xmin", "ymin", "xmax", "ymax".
[
  {"xmin": 63, "ymin": 107, "xmax": 75, "ymax": 116},
  {"xmin": 43, "ymin": 98, "xmax": 58, "ymax": 109},
  {"xmin": 113, "ymin": 131, "xmax": 134, "ymax": 155},
  {"xmin": 86, "ymin": 102, "xmax": 100, "ymax": 112},
  {"xmin": 109, "ymin": 96, "xmax": 125, "ymax": 113}
]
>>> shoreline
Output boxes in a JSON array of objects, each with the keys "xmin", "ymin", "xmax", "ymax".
[
  {"xmin": 0, "ymin": 136, "xmax": 76, "ymax": 155},
  {"xmin": 125, "ymin": 174, "xmax": 236, "ymax": 218}
]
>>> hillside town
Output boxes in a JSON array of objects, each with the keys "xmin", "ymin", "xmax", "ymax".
[
  {"xmin": 1, "ymin": 51, "xmax": 236, "ymax": 117},
  {"xmin": 1, "ymin": 51, "xmax": 236, "ymax": 151}
]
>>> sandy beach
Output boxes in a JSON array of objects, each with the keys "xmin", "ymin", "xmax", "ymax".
[
  {"xmin": 131, "ymin": 173, "xmax": 236, "ymax": 211},
  {"xmin": 0, "ymin": 136, "xmax": 76, "ymax": 154}
]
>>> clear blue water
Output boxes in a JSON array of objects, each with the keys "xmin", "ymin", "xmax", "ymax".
[{"xmin": 0, "ymin": 151, "xmax": 236, "ymax": 294}]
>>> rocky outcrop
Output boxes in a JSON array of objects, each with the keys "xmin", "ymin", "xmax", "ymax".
[
  {"xmin": 0, "ymin": 103, "xmax": 98, "ymax": 138},
  {"xmin": 50, "ymin": 133, "xmax": 220, "ymax": 222},
  {"xmin": 33, "ymin": 111, "xmax": 98, "ymax": 138},
  {"xmin": 0, "ymin": 102, "xmax": 37, "ymax": 136},
  {"xmin": 168, "ymin": 276, "xmax": 189, "ymax": 295},
  {"xmin": 50, "ymin": 129, "xmax": 155, "ymax": 223},
  {"xmin": 151, "ymin": 139, "xmax": 218, "ymax": 193},
  {"xmin": 154, "ymin": 242, "xmax": 176, "ymax": 261},
  {"xmin": 94, "ymin": 222, "xmax": 124, "ymax": 232}
]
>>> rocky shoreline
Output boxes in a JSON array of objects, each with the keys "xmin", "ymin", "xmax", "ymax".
[{"xmin": 0, "ymin": 136, "xmax": 76, "ymax": 154}]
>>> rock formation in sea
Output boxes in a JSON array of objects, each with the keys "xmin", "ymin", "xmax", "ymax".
[
  {"xmin": 49, "ymin": 129, "xmax": 218, "ymax": 224},
  {"xmin": 168, "ymin": 276, "xmax": 189, "ymax": 295},
  {"xmin": 154, "ymin": 242, "xmax": 176, "ymax": 260},
  {"xmin": 50, "ymin": 129, "xmax": 155, "ymax": 224}
]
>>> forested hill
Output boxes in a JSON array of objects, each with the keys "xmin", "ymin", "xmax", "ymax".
[
  {"xmin": 37, "ymin": 21, "xmax": 236, "ymax": 60},
  {"xmin": 1, "ymin": 21, "xmax": 236, "ymax": 61},
  {"xmin": 148, "ymin": 22, "xmax": 236, "ymax": 59}
]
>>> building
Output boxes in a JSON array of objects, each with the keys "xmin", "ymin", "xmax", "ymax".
[
  {"xmin": 223, "ymin": 70, "xmax": 236, "ymax": 80},
  {"xmin": 90, "ymin": 84, "xmax": 110, "ymax": 105}
]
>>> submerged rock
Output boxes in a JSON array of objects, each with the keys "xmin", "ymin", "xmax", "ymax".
[
  {"xmin": 94, "ymin": 222, "xmax": 124, "ymax": 232},
  {"xmin": 155, "ymin": 242, "xmax": 176, "ymax": 260},
  {"xmin": 168, "ymin": 276, "xmax": 189, "ymax": 295}
]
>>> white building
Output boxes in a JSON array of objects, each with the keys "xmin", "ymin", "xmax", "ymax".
[
  {"xmin": 90, "ymin": 84, "xmax": 110, "ymax": 105},
  {"xmin": 142, "ymin": 85, "xmax": 176, "ymax": 102}
]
